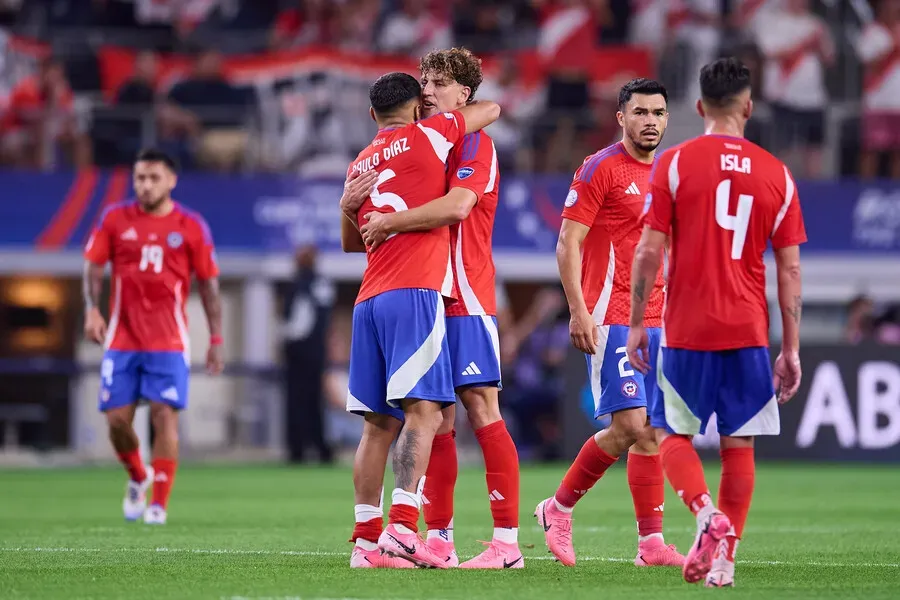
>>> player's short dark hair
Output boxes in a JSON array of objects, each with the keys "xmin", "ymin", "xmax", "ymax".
[
  {"xmin": 419, "ymin": 47, "xmax": 483, "ymax": 101},
  {"xmin": 700, "ymin": 57, "xmax": 752, "ymax": 109},
  {"xmin": 135, "ymin": 148, "xmax": 179, "ymax": 173},
  {"xmin": 369, "ymin": 72, "xmax": 422, "ymax": 117},
  {"xmin": 617, "ymin": 78, "xmax": 668, "ymax": 111}
]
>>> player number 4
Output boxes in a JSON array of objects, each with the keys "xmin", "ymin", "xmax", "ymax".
[
  {"xmin": 615, "ymin": 346, "xmax": 635, "ymax": 378},
  {"xmin": 715, "ymin": 179, "xmax": 753, "ymax": 260},
  {"xmin": 139, "ymin": 244, "xmax": 164, "ymax": 274}
]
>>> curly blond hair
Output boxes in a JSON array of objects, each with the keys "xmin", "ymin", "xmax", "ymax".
[{"xmin": 418, "ymin": 47, "xmax": 483, "ymax": 100}]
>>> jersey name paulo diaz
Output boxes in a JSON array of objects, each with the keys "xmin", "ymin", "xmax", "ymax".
[
  {"xmin": 84, "ymin": 201, "xmax": 219, "ymax": 352},
  {"xmin": 352, "ymin": 110, "xmax": 467, "ymax": 305},
  {"xmin": 562, "ymin": 142, "xmax": 665, "ymax": 327},
  {"xmin": 644, "ymin": 134, "xmax": 807, "ymax": 350},
  {"xmin": 445, "ymin": 130, "xmax": 499, "ymax": 317}
]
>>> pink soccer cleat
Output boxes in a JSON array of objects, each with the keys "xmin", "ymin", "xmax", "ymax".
[
  {"xmin": 534, "ymin": 498, "xmax": 576, "ymax": 567},
  {"xmin": 683, "ymin": 511, "xmax": 732, "ymax": 583},
  {"xmin": 459, "ymin": 540, "xmax": 524, "ymax": 569},
  {"xmin": 634, "ymin": 536, "xmax": 686, "ymax": 567},
  {"xmin": 425, "ymin": 536, "xmax": 459, "ymax": 568},
  {"xmin": 377, "ymin": 524, "xmax": 449, "ymax": 569},
  {"xmin": 350, "ymin": 545, "xmax": 415, "ymax": 568},
  {"xmin": 705, "ymin": 537, "xmax": 736, "ymax": 587}
]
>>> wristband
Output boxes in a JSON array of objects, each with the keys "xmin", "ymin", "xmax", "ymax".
[{"xmin": 210, "ymin": 335, "xmax": 224, "ymax": 346}]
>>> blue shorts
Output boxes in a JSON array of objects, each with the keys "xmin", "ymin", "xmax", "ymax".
[
  {"xmin": 98, "ymin": 350, "xmax": 190, "ymax": 411},
  {"xmin": 650, "ymin": 347, "xmax": 779, "ymax": 436},
  {"xmin": 447, "ymin": 315, "xmax": 502, "ymax": 390},
  {"xmin": 585, "ymin": 325, "xmax": 660, "ymax": 419},
  {"xmin": 346, "ymin": 289, "xmax": 455, "ymax": 421}
]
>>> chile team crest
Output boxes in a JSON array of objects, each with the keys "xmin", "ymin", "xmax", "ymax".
[
  {"xmin": 167, "ymin": 232, "xmax": 183, "ymax": 248},
  {"xmin": 621, "ymin": 380, "xmax": 639, "ymax": 398}
]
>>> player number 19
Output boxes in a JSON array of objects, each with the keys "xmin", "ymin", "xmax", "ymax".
[
  {"xmin": 139, "ymin": 244, "xmax": 164, "ymax": 273},
  {"xmin": 715, "ymin": 179, "xmax": 753, "ymax": 260}
]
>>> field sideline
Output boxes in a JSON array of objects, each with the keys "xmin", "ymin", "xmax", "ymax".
[{"xmin": 2, "ymin": 463, "xmax": 898, "ymax": 599}]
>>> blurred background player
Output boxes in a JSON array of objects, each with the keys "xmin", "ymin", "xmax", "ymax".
[
  {"xmin": 339, "ymin": 72, "xmax": 501, "ymax": 568},
  {"xmin": 347, "ymin": 47, "xmax": 522, "ymax": 569},
  {"xmin": 83, "ymin": 148, "xmax": 224, "ymax": 525},
  {"xmin": 627, "ymin": 57, "xmax": 807, "ymax": 587},
  {"xmin": 534, "ymin": 78, "xmax": 684, "ymax": 568}
]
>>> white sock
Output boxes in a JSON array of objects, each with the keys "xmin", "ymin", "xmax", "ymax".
[
  {"xmin": 355, "ymin": 538, "xmax": 378, "ymax": 551},
  {"xmin": 391, "ymin": 488, "xmax": 422, "ymax": 509},
  {"xmin": 695, "ymin": 498, "xmax": 717, "ymax": 528},
  {"xmin": 354, "ymin": 503, "xmax": 382, "ymax": 523},
  {"xmin": 493, "ymin": 527, "xmax": 518, "ymax": 544},
  {"xmin": 638, "ymin": 532, "xmax": 664, "ymax": 543},
  {"xmin": 553, "ymin": 498, "xmax": 574, "ymax": 514},
  {"xmin": 394, "ymin": 524, "xmax": 415, "ymax": 535},
  {"xmin": 427, "ymin": 529, "xmax": 454, "ymax": 543}
]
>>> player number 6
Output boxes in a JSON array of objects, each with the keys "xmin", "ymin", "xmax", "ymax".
[
  {"xmin": 715, "ymin": 179, "xmax": 754, "ymax": 260},
  {"xmin": 615, "ymin": 346, "xmax": 635, "ymax": 378}
]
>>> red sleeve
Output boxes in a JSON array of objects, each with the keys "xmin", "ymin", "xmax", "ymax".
[
  {"xmin": 418, "ymin": 110, "xmax": 467, "ymax": 152},
  {"xmin": 186, "ymin": 213, "xmax": 219, "ymax": 280},
  {"xmin": 447, "ymin": 132, "xmax": 496, "ymax": 201},
  {"xmin": 84, "ymin": 207, "xmax": 115, "ymax": 266},
  {"xmin": 643, "ymin": 149, "xmax": 676, "ymax": 234},
  {"xmin": 771, "ymin": 166, "xmax": 807, "ymax": 249},
  {"xmin": 560, "ymin": 157, "xmax": 609, "ymax": 228}
]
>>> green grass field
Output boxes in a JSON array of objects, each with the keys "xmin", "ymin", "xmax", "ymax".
[{"xmin": 1, "ymin": 463, "xmax": 898, "ymax": 599}]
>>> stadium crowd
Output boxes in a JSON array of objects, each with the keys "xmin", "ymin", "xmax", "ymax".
[{"xmin": 0, "ymin": 0, "xmax": 897, "ymax": 178}]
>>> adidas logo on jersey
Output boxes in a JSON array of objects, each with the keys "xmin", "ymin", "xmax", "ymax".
[
  {"xmin": 160, "ymin": 387, "xmax": 179, "ymax": 401},
  {"xmin": 461, "ymin": 362, "xmax": 482, "ymax": 376},
  {"xmin": 121, "ymin": 227, "xmax": 138, "ymax": 241},
  {"xmin": 625, "ymin": 182, "xmax": 641, "ymax": 195}
]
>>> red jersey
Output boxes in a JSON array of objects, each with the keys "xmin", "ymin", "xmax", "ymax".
[
  {"xmin": 561, "ymin": 142, "xmax": 665, "ymax": 327},
  {"xmin": 84, "ymin": 201, "xmax": 219, "ymax": 353},
  {"xmin": 352, "ymin": 111, "xmax": 466, "ymax": 305},
  {"xmin": 644, "ymin": 134, "xmax": 807, "ymax": 351},
  {"xmin": 445, "ymin": 130, "xmax": 499, "ymax": 317}
]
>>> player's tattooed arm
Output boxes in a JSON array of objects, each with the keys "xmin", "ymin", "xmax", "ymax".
[
  {"xmin": 629, "ymin": 227, "xmax": 666, "ymax": 327},
  {"xmin": 774, "ymin": 245, "xmax": 802, "ymax": 353},
  {"xmin": 197, "ymin": 277, "xmax": 223, "ymax": 338},
  {"xmin": 82, "ymin": 261, "xmax": 108, "ymax": 344},
  {"xmin": 82, "ymin": 261, "xmax": 104, "ymax": 311}
]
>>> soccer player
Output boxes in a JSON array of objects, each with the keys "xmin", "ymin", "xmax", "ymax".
[
  {"xmin": 533, "ymin": 78, "xmax": 685, "ymax": 568},
  {"xmin": 340, "ymin": 72, "xmax": 501, "ymax": 569},
  {"xmin": 350, "ymin": 47, "xmax": 522, "ymax": 569},
  {"xmin": 83, "ymin": 148, "xmax": 223, "ymax": 525},
  {"xmin": 627, "ymin": 58, "xmax": 805, "ymax": 587}
]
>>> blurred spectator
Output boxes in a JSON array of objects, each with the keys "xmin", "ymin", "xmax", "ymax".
[
  {"xmin": 503, "ymin": 286, "xmax": 567, "ymax": 460},
  {"xmin": 322, "ymin": 309, "xmax": 361, "ymax": 450},
  {"xmin": 0, "ymin": 0, "xmax": 22, "ymax": 27},
  {"xmin": 334, "ymin": 0, "xmax": 381, "ymax": 52},
  {"xmin": 162, "ymin": 49, "xmax": 252, "ymax": 171},
  {"xmin": 874, "ymin": 304, "xmax": 900, "ymax": 344},
  {"xmin": 453, "ymin": 0, "xmax": 513, "ymax": 54},
  {"xmin": 477, "ymin": 56, "xmax": 545, "ymax": 171},
  {"xmin": 115, "ymin": 50, "xmax": 157, "ymax": 132},
  {"xmin": 0, "ymin": 56, "xmax": 91, "ymax": 169},
  {"xmin": 845, "ymin": 294, "xmax": 876, "ymax": 344},
  {"xmin": 282, "ymin": 245, "xmax": 335, "ymax": 464},
  {"xmin": 755, "ymin": 0, "xmax": 834, "ymax": 179},
  {"xmin": 673, "ymin": 0, "xmax": 724, "ymax": 102},
  {"xmin": 856, "ymin": 0, "xmax": 900, "ymax": 180},
  {"xmin": 269, "ymin": 0, "xmax": 339, "ymax": 50},
  {"xmin": 377, "ymin": 0, "xmax": 452, "ymax": 57}
]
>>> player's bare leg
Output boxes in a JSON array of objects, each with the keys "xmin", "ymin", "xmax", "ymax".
[
  {"xmin": 378, "ymin": 399, "xmax": 449, "ymax": 568},
  {"xmin": 143, "ymin": 402, "xmax": 179, "ymax": 524},
  {"xmin": 655, "ymin": 428, "xmax": 732, "ymax": 584},
  {"xmin": 457, "ymin": 386, "xmax": 523, "ymax": 569},
  {"xmin": 422, "ymin": 404, "xmax": 459, "ymax": 567},
  {"xmin": 106, "ymin": 404, "xmax": 153, "ymax": 521},
  {"xmin": 536, "ymin": 407, "xmax": 645, "ymax": 566},
  {"xmin": 629, "ymin": 428, "xmax": 685, "ymax": 567},
  {"xmin": 706, "ymin": 435, "xmax": 754, "ymax": 587},
  {"xmin": 349, "ymin": 414, "xmax": 412, "ymax": 568}
]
